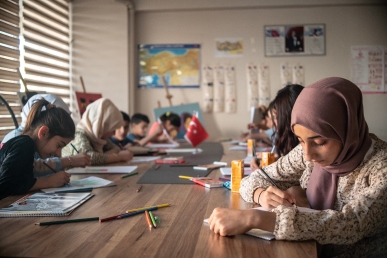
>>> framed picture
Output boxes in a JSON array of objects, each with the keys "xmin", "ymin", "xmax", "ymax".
[
  {"xmin": 138, "ymin": 44, "xmax": 201, "ymax": 88},
  {"xmin": 264, "ymin": 24, "xmax": 325, "ymax": 57}
]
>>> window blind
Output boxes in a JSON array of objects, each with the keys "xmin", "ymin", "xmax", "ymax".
[
  {"xmin": 0, "ymin": 0, "xmax": 21, "ymax": 140},
  {"xmin": 0, "ymin": 0, "xmax": 70, "ymax": 141}
]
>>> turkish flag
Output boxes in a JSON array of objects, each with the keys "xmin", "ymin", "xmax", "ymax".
[{"xmin": 184, "ymin": 115, "xmax": 209, "ymax": 147}]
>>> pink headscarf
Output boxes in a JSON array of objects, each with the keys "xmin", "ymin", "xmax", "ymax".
[{"xmin": 291, "ymin": 77, "xmax": 371, "ymax": 210}]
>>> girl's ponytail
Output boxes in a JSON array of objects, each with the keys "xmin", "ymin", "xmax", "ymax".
[{"xmin": 22, "ymin": 98, "xmax": 75, "ymax": 139}]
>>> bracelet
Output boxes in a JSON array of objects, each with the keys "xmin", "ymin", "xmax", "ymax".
[
  {"xmin": 257, "ymin": 189, "xmax": 265, "ymax": 206},
  {"xmin": 67, "ymin": 156, "xmax": 72, "ymax": 166}
]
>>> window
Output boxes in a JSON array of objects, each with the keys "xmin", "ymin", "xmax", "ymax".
[{"xmin": 0, "ymin": 0, "xmax": 70, "ymax": 140}]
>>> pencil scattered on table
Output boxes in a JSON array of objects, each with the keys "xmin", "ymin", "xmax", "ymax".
[
  {"xmin": 100, "ymin": 207, "xmax": 158, "ymax": 223},
  {"xmin": 70, "ymin": 143, "xmax": 79, "ymax": 154},
  {"xmin": 179, "ymin": 175, "xmax": 193, "ymax": 180},
  {"xmin": 35, "ymin": 217, "xmax": 99, "ymax": 226},
  {"xmin": 136, "ymin": 185, "xmax": 143, "ymax": 193},
  {"xmin": 148, "ymin": 211, "xmax": 157, "ymax": 228},
  {"xmin": 121, "ymin": 172, "xmax": 138, "ymax": 178},
  {"xmin": 125, "ymin": 203, "xmax": 170, "ymax": 213}
]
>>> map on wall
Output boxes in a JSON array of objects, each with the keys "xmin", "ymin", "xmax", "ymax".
[{"xmin": 138, "ymin": 44, "xmax": 201, "ymax": 88}]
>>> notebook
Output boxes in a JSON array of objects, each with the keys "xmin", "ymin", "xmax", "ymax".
[
  {"xmin": 66, "ymin": 166, "xmax": 138, "ymax": 174},
  {"xmin": 0, "ymin": 192, "xmax": 94, "ymax": 217},
  {"xmin": 41, "ymin": 176, "xmax": 116, "ymax": 193}
]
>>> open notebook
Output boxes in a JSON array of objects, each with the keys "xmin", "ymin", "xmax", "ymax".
[
  {"xmin": 41, "ymin": 176, "xmax": 116, "ymax": 193},
  {"xmin": 0, "ymin": 192, "xmax": 93, "ymax": 217},
  {"xmin": 203, "ymin": 206, "xmax": 318, "ymax": 240}
]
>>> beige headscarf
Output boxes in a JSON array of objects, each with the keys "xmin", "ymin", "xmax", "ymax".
[
  {"xmin": 291, "ymin": 77, "xmax": 371, "ymax": 210},
  {"xmin": 77, "ymin": 98, "xmax": 123, "ymax": 153}
]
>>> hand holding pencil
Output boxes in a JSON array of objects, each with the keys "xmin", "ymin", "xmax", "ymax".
[{"xmin": 254, "ymin": 186, "xmax": 296, "ymax": 210}]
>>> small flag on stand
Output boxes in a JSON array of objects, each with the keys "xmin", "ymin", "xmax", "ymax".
[{"xmin": 184, "ymin": 114, "xmax": 209, "ymax": 147}]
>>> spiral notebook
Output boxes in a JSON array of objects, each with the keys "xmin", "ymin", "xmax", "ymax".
[{"xmin": 0, "ymin": 192, "xmax": 94, "ymax": 217}]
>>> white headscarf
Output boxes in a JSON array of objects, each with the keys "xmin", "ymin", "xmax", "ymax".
[
  {"xmin": 20, "ymin": 94, "xmax": 71, "ymax": 129},
  {"xmin": 77, "ymin": 98, "xmax": 123, "ymax": 153}
]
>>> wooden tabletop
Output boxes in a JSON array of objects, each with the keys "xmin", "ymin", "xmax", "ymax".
[{"xmin": 0, "ymin": 142, "xmax": 317, "ymax": 257}]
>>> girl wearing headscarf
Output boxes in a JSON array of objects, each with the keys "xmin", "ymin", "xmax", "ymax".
[
  {"xmin": 1, "ymin": 94, "xmax": 90, "ymax": 176},
  {"xmin": 62, "ymin": 98, "xmax": 133, "ymax": 165},
  {"xmin": 208, "ymin": 77, "xmax": 387, "ymax": 257}
]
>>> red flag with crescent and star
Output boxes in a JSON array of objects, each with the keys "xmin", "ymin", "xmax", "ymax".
[{"xmin": 184, "ymin": 114, "xmax": 209, "ymax": 147}]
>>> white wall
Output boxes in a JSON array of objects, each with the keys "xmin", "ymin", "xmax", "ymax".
[{"xmin": 72, "ymin": 0, "xmax": 387, "ymax": 140}]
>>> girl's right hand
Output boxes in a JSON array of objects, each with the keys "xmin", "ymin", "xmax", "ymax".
[
  {"xmin": 254, "ymin": 186, "xmax": 296, "ymax": 210},
  {"xmin": 47, "ymin": 171, "xmax": 71, "ymax": 187},
  {"xmin": 69, "ymin": 153, "xmax": 91, "ymax": 167},
  {"xmin": 118, "ymin": 150, "xmax": 133, "ymax": 161}
]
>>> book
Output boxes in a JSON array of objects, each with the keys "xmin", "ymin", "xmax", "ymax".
[
  {"xmin": 0, "ymin": 192, "xmax": 94, "ymax": 217},
  {"xmin": 154, "ymin": 156, "xmax": 185, "ymax": 164},
  {"xmin": 191, "ymin": 177, "xmax": 224, "ymax": 188},
  {"xmin": 193, "ymin": 162, "xmax": 226, "ymax": 171},
  {"xmin": 203, "ymin": 206, "xmax": 318, "ymax": 241},
  {"xmin": 66, "ymin": 166, "xmax": 138, "ymax": 174},
  {"xmin": 42, "ymin": 176, "xmax": 116, "ymax": 193},
  {"xmin": 220, "ymin": 167, "xmax": 253, "ymax": 176}
]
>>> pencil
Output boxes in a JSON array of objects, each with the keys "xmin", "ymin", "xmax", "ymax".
[
  {"xmin": 70, "ymin": 143, "xmax": 79, "ymax": 154},
  {"xmin": 118, "ymin": 143, "xmax": 124, "ymax": 150},
  {"xmin": 100, "ymin": 207, "xmax": 159, "ymax": 222},
  {"xmin": 125, "ymin": 203, "xmax": 170, "ymax": 213},
  {"xmin": 136, "ymin": 185, "xmax": 143, "ymax": 193},
  {"xmin": 179, "ymin": 175, "xmax": 193, "ymax": 180},
  {"xmin": 121, "ymin": 172, "xmax": 138, "ymax": 178},
  {"xmin": 148, "ymin": 211, "xmax": 157, "ymax": 228},
  {"xmin": 35, "ymin": 217, "xmax": 99, "ymax": 226},
  {"xmin": 154, "ymin": 164, "xmax": 160, "ymax": 170},
  {"xmin": 43, "ymin": 162, "xmax": 57, "ymax": 173},
  {"xmin": 258, "ymin": 167, "xmax": 280, "ymax": 188},
  {"xmin": 218, "ymin": 177, "xmax": 230, "ymax": 181},
  {"xmin": 145, "ymin": 211, "xmax": 152, "ymax": 231}
]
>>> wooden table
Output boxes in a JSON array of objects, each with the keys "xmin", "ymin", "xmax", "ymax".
[{"xmin": 0, "ymin": 143, "xmax": 317, "ymax": 257}]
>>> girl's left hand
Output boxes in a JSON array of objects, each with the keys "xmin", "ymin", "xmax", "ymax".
[{"xmin": 208, "ymin": 208, "xmax": 253, "ymax": 236}]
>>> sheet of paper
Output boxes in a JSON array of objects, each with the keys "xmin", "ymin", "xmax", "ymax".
[
  {"xmin": 66, "ymin": 166, "xmax": 137, "ymax": 174},
  {"xmin": 146, "ymin": 143, "xmax": 179, "ymax": 148},
  {"xmin": 165, "ymin": 148, "xmax": 203, "ymax": 153},
  {"xmin": 42, "ymin": 176, "xmax": 116, "ymax": 193},
  {"xmin": 130, "ymin": 156, "xmax": 161, "ymax": 163}
]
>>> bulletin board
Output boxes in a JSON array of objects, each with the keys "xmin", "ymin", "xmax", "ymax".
[{"xmin": 264, "ymin": 24, "xmax": 325, "ymax": 57}]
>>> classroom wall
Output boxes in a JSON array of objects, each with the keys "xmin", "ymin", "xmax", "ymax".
[{"xmin": 72, "ymin": 0, "xmax": 387, "ymax": 140}]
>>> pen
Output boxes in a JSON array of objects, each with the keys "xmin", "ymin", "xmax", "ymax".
[
  {"xmin": 35, "ymin": 217, "xmax": 99, "ymax": 226},
  {"xmin": 148, "ymin": 211, "xmax": 157, "ymax": 228},
  {"xmin": 100, "ymin": 207, "xmax": 159, "ymax": 222},
  {"xmin": 145, "ymin": 211, "xmax": 152, "ymax": 231},
  {"xmin": 258, "ymin": 167, "xmax": 280, "ymax": 188},
  {"xmin": 179, "ymin": 175, "xmax": 193, "ymax": 180},
  {"xmin": 43, "ymin": 162, "xmax": 57, "ymax": 173},
  {"xmin": 125, "ymin": 203, "xmax": 170, "ymax": 213},
  {"xmin": 121, "ymin": 172, "xmax": 138, "ymax": 178},
  {"xmin": 136, "ymin": 185, "xmax": 143, "ymax": 193},
  {"xmin": 70, "ymin": 143, "xmax": 79, "ymax": 154}
]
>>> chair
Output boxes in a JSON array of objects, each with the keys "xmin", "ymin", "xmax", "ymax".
[{"xmin": 0, "ymin": 94, "xmax": 19, "ymax": 129}]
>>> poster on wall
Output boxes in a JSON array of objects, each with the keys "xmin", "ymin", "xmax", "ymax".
[
  {"xmin": 138, "ymin": 44, "xmax": 200, "ymax": 88},
  {"xmin": 215, "ymin": 38, "xmax": 243, "ymax": 57},
  {"xmin": 264, "ymin": 24, "xmax": 325, "ymax": 57},
  {"xmin": 351, "ymin": 45, "xmax": 387, "ymax": 94}
]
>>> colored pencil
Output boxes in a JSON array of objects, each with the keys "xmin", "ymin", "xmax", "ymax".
[
  {"xmin": 218, "ymin": 177, "xmax": 230, "ymax": 181},
  {"xmin": 154, "ymin": 165, "xmax": 160, "ymax": 170},
  {"xmin": 121, "ymin": 172, "xmax": 138, "ymax": 178},
  {"xmin": 70, "ymin": 143, "xmax": 79, "ymax": 154},
  {"xmin": 100, "ymin": 207, "xmax": 159, "ymax": 223},
  {"xmin": 125, "ymin": 203, "xmax": 170, "ymax": 214},
  {"xmin": 136, "ymin": 185, "xmax": 143, "ymax": 193},
  {"xmin": 148, "ymin": 211, "xmax": 157, "ymax": 228},
  {"xmin": 43, "ymin": 162, "xmax": 57, "ymax": 173},
  {"xmin": 35, "ymin": 217, "xmax": 99, "ymax": 226},
  {"xmin": 145, "ymin": 211, "xmax": 152, "ymax": 231},
  {"xmin": 179, "ymin": 175, "xmax": 193, "ymax": 180}
]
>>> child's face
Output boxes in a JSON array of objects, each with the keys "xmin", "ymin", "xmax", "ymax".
[
  {"xmin": 131, "ymin": 121, "xmax": 148, "ymax": 137},
  {"xmin": 164, "ymin": 121, "xmax": 179, "ymax": 134},
  {"xmin": 37, "ymin": 135, "xmax": 72, "ymax": 159},
  {"xmin": 113, "ymin": 121, "xmax": 130, "ymax": 141}
]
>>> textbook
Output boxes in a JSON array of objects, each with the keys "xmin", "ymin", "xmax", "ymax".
[
  {"xmin": 191, "ymin": 177, "xmax": 224, "ymax": 188},
  {"xmin": 154, "ymin": 156, "xmax": 185, "ymax": 164},
  {"xmin": 67, "ymin": 166, "xmax": 138, "ymax": 174},
  {"xmin": 41, "ymin": 176, "xmax": 116, "ymax": 193},
  {"xmin": 193, "ymin": 162, "xmax": 226, "ymax": 171},
  {"xmin": 0, "ymin": 192, "xmax": 94, "ymax": 217}
]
